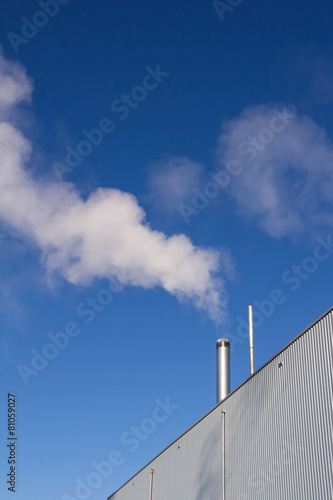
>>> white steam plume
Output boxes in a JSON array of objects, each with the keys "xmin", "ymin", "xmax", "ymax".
[{"xmin": 0, "ymin": 50, "xmax": 226, "ymax": 323}]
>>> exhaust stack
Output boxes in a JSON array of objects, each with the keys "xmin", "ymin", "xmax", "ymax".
[{"xmin": 216, "ymin": 338, "xmax": 230, "ymax": 403}]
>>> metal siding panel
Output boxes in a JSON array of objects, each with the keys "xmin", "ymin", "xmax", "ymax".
[
  {"xmin": 108, "ymin": 308, "xmax": 333, "ymax": 500},
  {"xmin": 152, "ymin": 409, "xmax": 223, "ymax": 500},
  {"xmin": 111, "ymin": 467, "xmax": 150, "ymax": 500},
  {"xmin": 227, "ymin": 309, "xmax": 333, "ymax": 500}
]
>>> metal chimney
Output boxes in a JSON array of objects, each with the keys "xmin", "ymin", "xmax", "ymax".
[{"xmin": 216, "ymin": 338, "xmax": 230, "ymax": 403}]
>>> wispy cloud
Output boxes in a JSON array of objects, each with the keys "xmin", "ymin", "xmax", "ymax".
[
  {"xmin": 288, "ymin": 50, "xmax": 333, "ymax": 108},
  {"xmin": 0, "ymin": 47, "xmax": 32, "ymax": 114},
  {"xmin": 146, "ymin": 156, "xmax": 205, "ymax": 214},
  {"xmin": 216, "ymin": 104, "xmax": 333, "ymax": 239},
  {"xmin": 0, "ymin": 50, "xmax": 227, "ymax": 323}
]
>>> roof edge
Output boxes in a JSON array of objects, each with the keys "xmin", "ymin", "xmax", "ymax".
[{"xmin": 108, "ymin": 304, "xmax": 333, "ymax": 499}]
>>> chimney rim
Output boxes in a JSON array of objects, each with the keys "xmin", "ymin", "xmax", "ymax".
[{"xmin": 216, "ymin": 338, "xmax": 230, "ymax": 348}]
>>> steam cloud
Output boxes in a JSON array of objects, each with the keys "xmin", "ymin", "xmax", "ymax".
[
  {"xmin": 0, "ymin": 49, "xmax": 226, "ymax": 323},
  {"xmin": 216, "ymin": 104, "xmax": 333, "ymax": 239}
]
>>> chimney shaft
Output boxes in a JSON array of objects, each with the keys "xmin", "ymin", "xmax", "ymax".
[{"xmin": 216, "ymin": 338, "xmax": 230, "ymax": 403}]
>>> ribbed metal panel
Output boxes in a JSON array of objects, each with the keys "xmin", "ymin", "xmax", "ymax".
[{"xmin": 108, "ymin": 307, "xmax": 333, "ymax": 500}]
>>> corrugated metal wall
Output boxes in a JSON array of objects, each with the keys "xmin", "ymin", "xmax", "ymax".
[{"xmin": 109, "ymin": 307, "xmax": 333, "ymax": 500}]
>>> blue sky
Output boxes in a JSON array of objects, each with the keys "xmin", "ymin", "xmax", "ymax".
[{"xmin": 0, "ymin": 1, "xmax": 333, "ymax": 499}]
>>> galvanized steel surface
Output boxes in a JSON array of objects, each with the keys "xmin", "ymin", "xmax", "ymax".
[
  {"xmin": 109, "ymin": 307, "xmax": 333, "ymax": 500},
  {"xmin": 216, "ymin": 338, "xmax": 230, "ymax": 403}
]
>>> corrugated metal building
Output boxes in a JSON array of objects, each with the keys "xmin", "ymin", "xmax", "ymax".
[{"xmin": 108, "ymin": 306, "xmax": 333, "ymax": 500}]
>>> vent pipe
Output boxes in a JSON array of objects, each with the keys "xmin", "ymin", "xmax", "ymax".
[
  {"xmin": 249, "ymin": 305, "xmax": 255, "ymax": 374},
  {"xmin": 216, "ymin": 338, "xmax": 230, "ymax": 403}
]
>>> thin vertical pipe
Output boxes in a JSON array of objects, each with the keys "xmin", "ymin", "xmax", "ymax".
[
  {"xmin": 249, "ymin": 305, "xmax": 255, "ymax": 374},
  {"xmin": 222, "ymin": 410, "xmax": 226, "ymax": 500},
  {"xmin": 149, "ymin": 468, "xmax": 154, "ymax": 500}
]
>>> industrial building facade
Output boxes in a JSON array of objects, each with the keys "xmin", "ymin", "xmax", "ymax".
[{"xmin": 108, "ymin": 306, "xmax": 333, "ymax": 500}]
